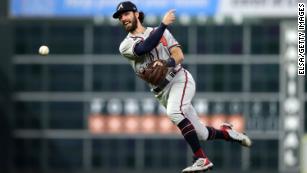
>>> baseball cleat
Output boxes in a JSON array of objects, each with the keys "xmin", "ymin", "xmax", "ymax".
[
  {"xmin": 220, "ymin": 123, "xmax": 252, "ymax": 147},
  {"xmin": 182, "ymin": 158, "xmax": 213, "ymax": 173}
]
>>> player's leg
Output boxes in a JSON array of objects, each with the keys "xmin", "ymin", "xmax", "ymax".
[
  {"xmin": 184, "ymin": 104, "xmax": 228, "ymax": 140},
  {"xmin": 167, "ymin": 69, "xmax": 216, "ymax": 142},
  {"xmin": 167, "ymin": 69, "xmax": 251, "ymax": 172},
  {"xmin": 177, "ymin": 70, "xmax": 252, "ymax": 147},
  {"xmin": 186, "ymin": 104, "xmax": 252, "ymax": 147},
  {"xmin": 166, "ymin": 69, "xmax": 213, "ymax": 172}
]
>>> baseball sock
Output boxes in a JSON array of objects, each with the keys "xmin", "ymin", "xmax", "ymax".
[
  {"xmin": 177, "ymin": 118, "xmax": 206, "ymax": 158},
  {"xmin": 206, "ymin": 126, "xmax": 230, "ymax": 140}
]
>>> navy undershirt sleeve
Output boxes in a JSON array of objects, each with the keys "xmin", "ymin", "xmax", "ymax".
[{"xmin": 134, "ymin": 23, "xmax": 167, "ymax": 56}]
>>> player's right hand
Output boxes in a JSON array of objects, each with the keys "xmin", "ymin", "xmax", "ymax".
[{"xmin": 162, "ymin": 9, "xmax": 176, "ymax": 26}]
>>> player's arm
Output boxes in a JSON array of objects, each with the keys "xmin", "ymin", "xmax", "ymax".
[
  {"xmin": 170, "ymin": 46, "xmax": 184, "ymax": 65},
  {"xmin": 134, "ymin": 23, "xmax": 167, "ymax": 55},
  {"xmin": 162, "ymin": 46, "xmax": 184, "ymax": 67},
  {"xmin": 134, "ymin": 9, "xmax": 176, "ymax": 56}
]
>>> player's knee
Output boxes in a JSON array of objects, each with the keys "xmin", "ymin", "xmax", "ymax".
[
  {"xmin": 166, "ymin": 107, "xmax": 175, "ymax": 117},
  {"xmin": 166, "ymin": 109, "xmax": 184, "ymax": 125},
  {"xmin": 195, "ymin": 127, "xmax": 209, "ymax": 141}
]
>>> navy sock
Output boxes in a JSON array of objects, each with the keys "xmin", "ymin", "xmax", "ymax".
[{"xmin": 177, "ymin": 118, "xmax": 206, "ymax": 158}]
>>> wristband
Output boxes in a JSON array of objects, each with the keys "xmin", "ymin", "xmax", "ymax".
[
  {"xmin": 166, "ymin": 57, "xmax": 176, "ymax": 67},
  {"xmin": 160, "ymin": 22, "xmax": 168, "ymax": 28}
]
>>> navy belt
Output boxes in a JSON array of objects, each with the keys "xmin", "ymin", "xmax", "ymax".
[{"xmin": 153, "ymin": 67, "xmax": 182, "ymax": 93}]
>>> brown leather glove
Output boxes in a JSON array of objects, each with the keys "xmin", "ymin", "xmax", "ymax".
[{"xmin": 137, "ymin": 60, "xmax": 169, "ymax": 86}]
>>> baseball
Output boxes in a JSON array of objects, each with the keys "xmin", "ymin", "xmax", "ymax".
[{"xmin": 38, "ymin": 45, "xmax": 49, "ymax": 55}]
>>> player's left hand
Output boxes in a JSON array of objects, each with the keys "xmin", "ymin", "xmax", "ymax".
[
  {"xmin": 153, "ymin": 60, "xmax": 164, "ymax": 67},
  {"xmin": 137, "ymin": 60, "xmax": 169, "ymax": 85}
]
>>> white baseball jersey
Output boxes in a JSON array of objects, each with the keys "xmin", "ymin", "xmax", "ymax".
[
  {"xmin": 119, "ymin": 27, "xmax": 182, "ymax": 88},
  {"xmin": 118, "ymin": 27, "xmax": 210, "ymax": 141}
]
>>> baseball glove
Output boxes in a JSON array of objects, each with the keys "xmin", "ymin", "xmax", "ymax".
[{"xmin": 137, "ymin": 60, "xmax": 169, "ymax": 85}]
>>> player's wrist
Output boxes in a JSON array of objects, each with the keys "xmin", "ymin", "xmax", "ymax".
[
  {"xmin": 166, "ymin": 57, "xmax": 176, "ymax": 67},
  {"xmin": 160, "ymin": 22, "xmax": 168, "ymax": 28}
]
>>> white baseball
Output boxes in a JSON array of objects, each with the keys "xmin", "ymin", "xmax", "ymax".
[{"xmin": 39, "ymin": 45, "xmax": 49, "ymax": 55}]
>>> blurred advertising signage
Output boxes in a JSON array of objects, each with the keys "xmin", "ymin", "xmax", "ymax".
[
  {"xmin": 10, "ymin": 0, "xmax": 219, "ymax": 17},
  {"xmin": 10, "ymin": 0, "xmax": 305, "ymax": 18},
  {"xmin": 218, "ymin": 0, "xmax": 306, "ymax": 18},
  {"xmin": 88, "ymin": 114, "xmax": 245, "ymax": 134}
]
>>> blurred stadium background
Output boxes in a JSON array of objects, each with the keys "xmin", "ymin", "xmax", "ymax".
[{"xmin": 0, "ymin": 0, "xmax": 306, "ymax": 173}]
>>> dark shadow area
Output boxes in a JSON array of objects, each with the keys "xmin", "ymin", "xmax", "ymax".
[
  {"xmin": 0, "ymin": 69, "xmax": 13, "ymax": 173},
  {"xmin": 0, "ymin": 4, "xmax": 13, "ymax": 170}
]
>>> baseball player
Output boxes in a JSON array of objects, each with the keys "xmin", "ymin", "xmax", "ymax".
[{"xmin": 113, "ymin": 1, "xmax": 252, "ymax": 172}]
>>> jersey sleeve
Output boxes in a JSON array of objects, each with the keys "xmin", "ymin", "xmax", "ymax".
[
  {"xmin": 164, "ymin": 29, "xmax": 181, "ymax": 50},
  {"xmin": 119, "ymin": 37, "xmax": 143, "ymax": 60}
]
